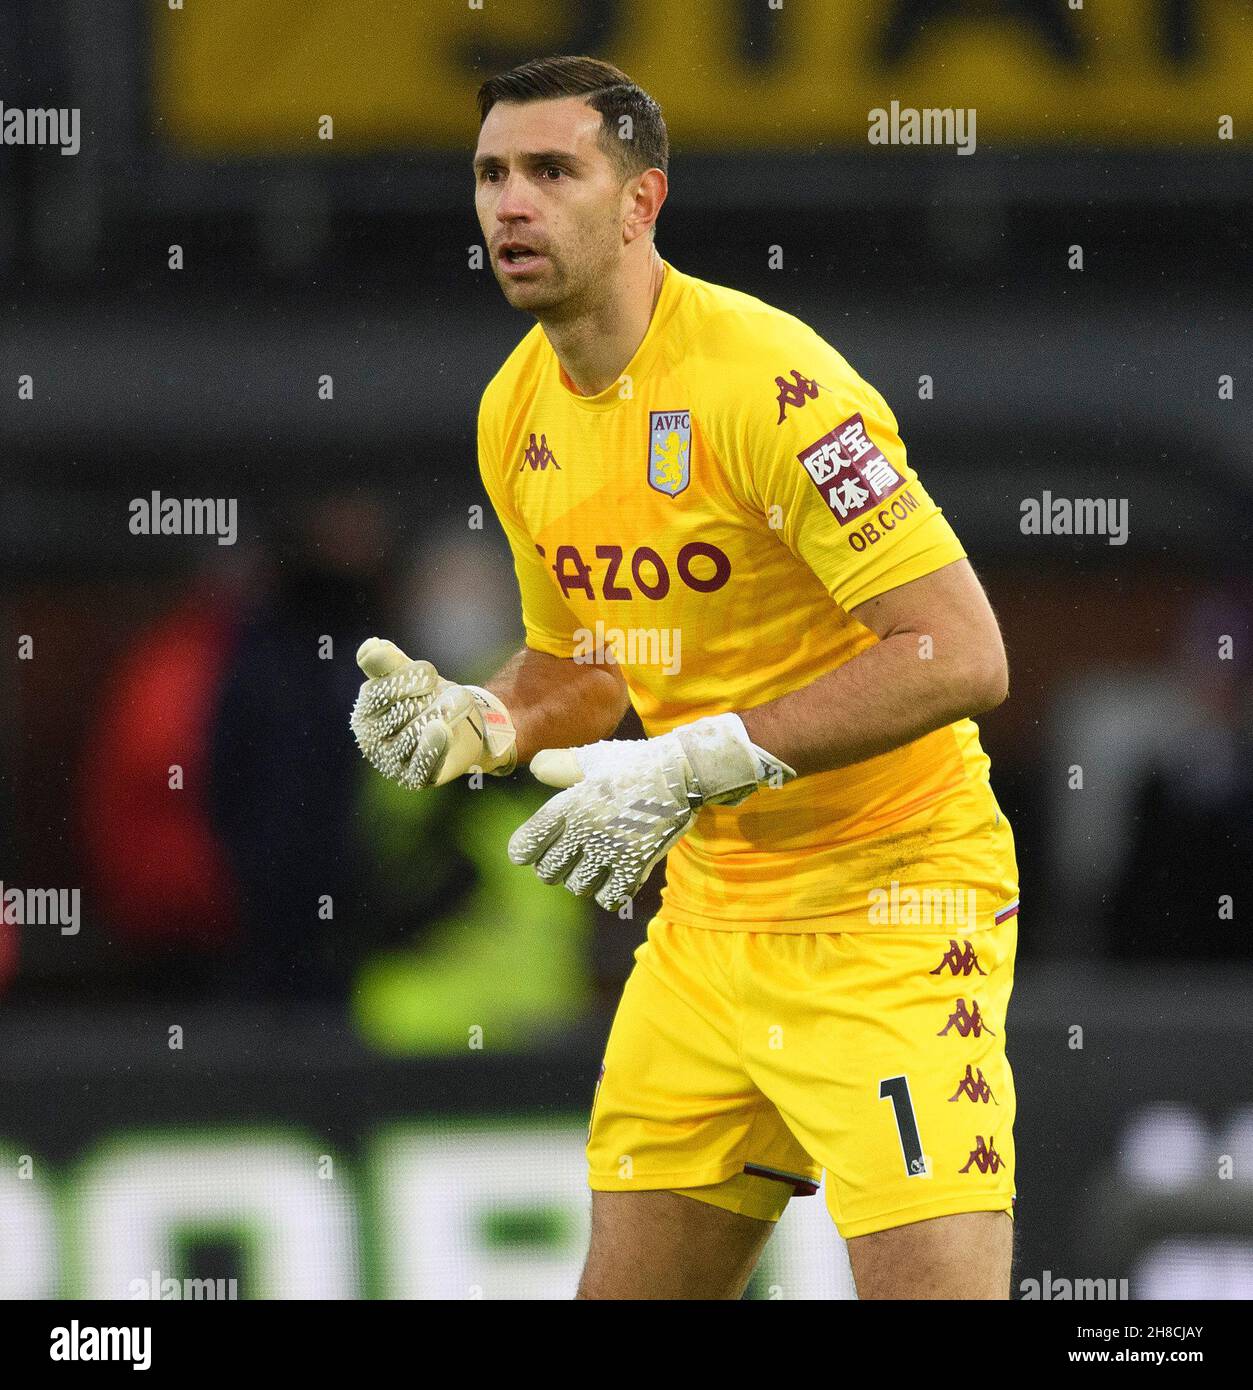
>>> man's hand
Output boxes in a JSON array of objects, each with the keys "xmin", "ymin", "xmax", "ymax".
[
  {"xmin": 350, "ymin": 637, "xmax": 516, "ymax": 789},
  {"xmin": 507, "ymin": 713, "xmax": 795, "ymax": 911}
]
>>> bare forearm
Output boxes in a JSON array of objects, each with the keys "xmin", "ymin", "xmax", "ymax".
[
  {"xmin": 740, "ymin": 634, "xmax": 1006, "ymax": 779},
  {"xmin": 485, "ymin": 646, "xmax": 629, "ymax": 765}
]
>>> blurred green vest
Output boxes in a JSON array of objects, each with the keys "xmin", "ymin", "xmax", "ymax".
[{"xmin": 352, "ymin": 762, "xmax": 593, "ymax": 1054}]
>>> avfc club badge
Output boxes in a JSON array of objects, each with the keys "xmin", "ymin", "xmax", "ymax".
[{"xmin": 648, "ymin": 410, "xmax": 691, "ymax": 496}]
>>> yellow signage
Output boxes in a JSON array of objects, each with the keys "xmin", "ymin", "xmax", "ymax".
[{"xmin": 152, "ymin": 0, "xmax": 1252, "ymax": 151}]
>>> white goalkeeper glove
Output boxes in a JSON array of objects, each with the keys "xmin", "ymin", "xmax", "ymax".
[
  {"xmin": 350, "ymin": 637, "xmax": 517, "ymax": 789},
  {"xmin": 507, "ymin": 713, "xmax": 795, "ymax": 911}
]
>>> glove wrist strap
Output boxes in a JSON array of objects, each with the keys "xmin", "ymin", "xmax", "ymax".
[
  {"xmin": 463, "ymin": 685, "xmax": 518, "ymax": 776},
  {"xmin": 675, "ymin": 713, "xmax": 796, "ymax": 807}
]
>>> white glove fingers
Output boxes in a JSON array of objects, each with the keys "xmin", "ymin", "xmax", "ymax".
[
  {"xmin": 594, "ymin": 882, "xmax": 629, "ymax": 912},
  {"xmin": 509, "ymin": 734, "xmax": 705, "ymax": 904},
  {"xmin": 593, "ymin": 820, "xmax": 687, "ymax": 910},
  {"xmin": 529, "ymin": 747, "xmax": 585, "ymax": 788},
  {"xmin": 564, "ymin": 858, "xmax": 613, "ymax": 900},
  {"xmin": 507, "ymin": 811, "xmax": 567, "ymax": 866},
  {"xmin": 384, "ymin": 717, "xmax": 423, "ymax": 764},
  {"xmin": 594, "ymin": 855, "xmax": 644, "ymax": 910},
  {"xmin": 356, "ymin": 660, "xmax": 441, "ymax": 719},
  {"xmin": 364, "ymin": 732, "xmax": 420, "ymax": 787},
  {"xmin": 365, "ymin": 711, "xmax": 424, "ymax": 768},
  {"xmin": 534, "ymin": 836, "xmax": 585, "ymax": 885},
  {"xmin": 361, "ymin": 715, "xmax": 445, "ymax": 790},
  {"xmin": 352, "ymin": 646, "xmax": 519, "ymax": 790},
  {"xmin": 431, "ymin": 685, "xmax": 475, "ymax": 722},
  {"xmin": 356, "ymin": 636, "xmax": 412, "ymax": 678},
  {"xmin": 357, "ymin": 696, "xmax": 421, "ymax": 745},
  {"xmin": 408, "ymin": 723, "xmax": 452, "ymax": 788},
  {"xmin": 355, "ymin": 683, "xmax": 404, "ymax": 725}
]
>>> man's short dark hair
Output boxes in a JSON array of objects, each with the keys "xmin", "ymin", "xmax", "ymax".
[{"xmin": 476, "ymin": 55, "xmax": 669, "ymax": 183}]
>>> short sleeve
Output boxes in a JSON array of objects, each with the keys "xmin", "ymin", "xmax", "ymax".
[
  {"xmin": 477, "ymin": 396, "xmax": 579, "ymax": 659},
  {"xmin": 731, "ymin": 334, "xmax": 967, "ymax": 613}
]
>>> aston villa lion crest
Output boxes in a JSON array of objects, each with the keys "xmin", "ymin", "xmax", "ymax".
[{"xmin": 648, "ymin": 410, "xmax": 690, "ymax": 496}]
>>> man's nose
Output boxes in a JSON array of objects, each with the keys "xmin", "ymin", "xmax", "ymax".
[{"xmin": 493, "ymin": 174, "xmax": 534, "ymax": 222}]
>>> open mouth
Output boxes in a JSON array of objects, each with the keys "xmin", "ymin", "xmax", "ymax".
[{"xmin": 499, "ymin": 245, "xmax": 545, "ymax": 269}]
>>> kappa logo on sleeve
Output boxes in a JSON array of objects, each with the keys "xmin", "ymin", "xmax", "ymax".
[
  {"xmin": 797, "ymin": 413, "xmax": 903, "ymax": 524},
  {"xmin": 774, "ymin": 368, "xmax": 822, "ymax": 424}
]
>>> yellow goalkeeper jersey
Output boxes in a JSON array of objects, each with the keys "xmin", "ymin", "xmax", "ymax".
[{"xmin": 478, "ymin": 260, "xmax": 1018, "ymax": 932}]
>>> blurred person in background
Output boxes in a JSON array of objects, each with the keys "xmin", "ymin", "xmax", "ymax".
[
  {"xmin": 206, "ymin": 489, "xmax": 398, "ymax": 1002},
  {"xmin": 353, "ymin": 534, "xmax": 596, "ymax": 1051},
  {"xmin": 1105, "ymin": 583, "xmax": 1253, "ymax": 959},
  {"xmin": 79, "ymin": 563, "xmax": 246, "ymax": 999}
]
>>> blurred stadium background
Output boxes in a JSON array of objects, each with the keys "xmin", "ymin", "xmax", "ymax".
[{"xmin": 0, "ymin": 0, "xmax": 1250, "ymax": 1299}]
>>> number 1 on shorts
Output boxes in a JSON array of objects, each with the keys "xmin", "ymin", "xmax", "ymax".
[{"xmin": 879, "ymin": 1074, "xmax": 928, "ymax": 1177}]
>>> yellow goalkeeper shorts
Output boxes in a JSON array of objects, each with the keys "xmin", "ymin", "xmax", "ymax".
[{"xmin": 586, "ymin": 910, "xmax": 1018, "ymax": 1239}]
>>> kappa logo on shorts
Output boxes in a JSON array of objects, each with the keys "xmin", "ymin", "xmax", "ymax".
[
  {"xmin": 959, "ymin": 1135, "xmax": 1005, "ymax": 1174},
  {"xmin": 937, "ymin": 998, "xmax": 995, "ymax": 1038},
  {"xmin": 948, "ymin": 1064, "xmax": 997, "ymax": 1104},
  {"xmin": 797, "ymin": 412, "xmax": 903, "ymax": 524},
  {"xmin": 930, "ymin": 939, "xmax": 987, "ymax": 976}
]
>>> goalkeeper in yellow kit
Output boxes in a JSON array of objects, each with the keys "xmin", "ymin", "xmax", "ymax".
[{"xmin": 350, "ymin": 56, "xmax": 1020, "ymax": 1300}]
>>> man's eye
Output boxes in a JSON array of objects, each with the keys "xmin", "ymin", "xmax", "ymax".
[{"xmin": 541, "ymin": 166, "xmax": 564, "ymax": 180}]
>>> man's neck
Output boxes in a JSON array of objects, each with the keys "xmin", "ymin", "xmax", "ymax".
[{"xmin": 543, "ymin": 249, "xmax": 666, "ymax": 397}]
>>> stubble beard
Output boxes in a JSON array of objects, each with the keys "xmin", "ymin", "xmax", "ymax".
[{"xmin": 501, "ymin": 225, "xmax": 619, "ymax": 325}]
